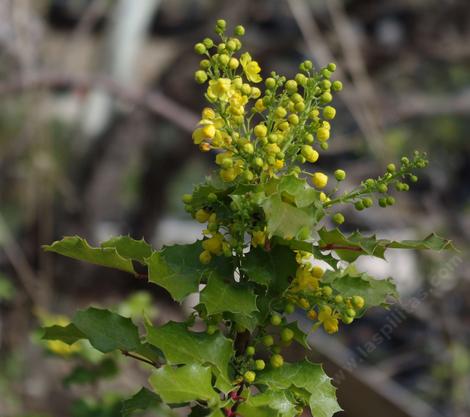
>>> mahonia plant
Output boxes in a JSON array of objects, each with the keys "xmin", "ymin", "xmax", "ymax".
[{"xmin": 42, "ymin": 20, "xmax": 454, "ymax": 417}]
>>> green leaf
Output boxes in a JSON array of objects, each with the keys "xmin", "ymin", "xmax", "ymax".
[
  {"xmin": 236, "ymin": 403, "xmax": 273, "ymax": 417},
  {"xmin": 44, "ymin": 236, "xmax": 136, "ymax": 275},
  {"xmin": 145, "ymin": 321, "xmax": 234, "ymax": 391},
  {"xmin": 387, "ymin": 233, "xmax": 455, "ymax": 251},
  {"xmin": 200, "ymin": 276, "xmax": 258, "ymax": 316},
  {"xmin": 278, "ymin": 174, "xmax": 319, "ymax": 208},
  {"xmin": 240, "ymin": 390, "xmax": 298, "ymax": 417},
  {"xmin": 256, "ymin": 360, "xmax": 341, "ymax": 417},
  {"xmin": 147, "ymin": 241, "xmax": 232, "ymax": 302},
  {"xmin": 42, "ymin": 323, "xmax": 85, "ymax": 345},
  {"xmin": 73, "ymin": 307, "xmax": 141, "ymax": 353},
  {"xmin": 121, "ymin": 388, "xmax": 161, "ymax": 417},
  {"xmin": 318, "ymin": 228, "xmax": 455, "ymax": 262},
  {"xmin": 323, "ymin": 267, "xmax": 398, "ymax": 314},
  {"xmin": 101, "ymin": 236, "xmax": 153, "ymax": 264},
  {"xmin": 149, "ymin": 364, "xmax": 219, "ymax": 405},
  {"xmin": 242, "ymin": 245, "xmax": 297, "ymax": 295},
  {"xmin": 64, "ymin": 358, "xmax": 118, "ymax": 386},
  {"xmin": 262, "ymin": 195, "xmax": 316, "ymax": 240}
]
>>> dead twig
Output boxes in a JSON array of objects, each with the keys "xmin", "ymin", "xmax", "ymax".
[{"xmin": 0, "ymin": 72, "xmax": 198, "ymax": 132}]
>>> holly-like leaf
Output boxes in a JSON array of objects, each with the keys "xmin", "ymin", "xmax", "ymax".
[
  {"xmin": 121, "ymin": 387, "xmax": 161, "ymax": 417},
  {"xmin": 262, "ymin": 195, "xmax": 316, "ymax": 240},
  {"xmin": 200, "ymin": 276, "xmax": 258, "ymax": 316},
  {"xmin": 278, "ymin": 174, "xmax": 319, "ymax": 208},
  {"xmin": 42, "ymin": 323, "xmax": 85, "ymax": 345},
  {"xmin": 318, "ymin": 228, "xmax": 454, "ymax": 262},
  {"xmin": 145, "ymin": 321, "xmax": 234, "ymax": 391},
  {"xmin": 242, "ymin": 245, "xmax": 297, "ymax": 295},
  {"xmin": 101, "ymin": 236, "xmax": 153, "ymax": 264},
  {"xmin": 147, "ymin": 241, "xmax": 233, "ymax": 302},
  {"xmin": 239, "ymin": 390, "xmax": 298, "ymax": 417},
  {"xmin": 149, "ymin": 364, "xmax": 220, "ymax": 405},
  {"xmin": 323, "ymin": 267, "xmax": 398, "ymax": 314},
  {"xmin": 387, "ymin": 233, "xmax": 456, "ymax": 251},
  {"xmin": 73, "ymin": 307, "xmax": 141, "ymax": 353},
  {"xmin": 44, "ymin": 236, "xmax": 137, "ymax": 275},
  {"xmin": 256, "ymin": 360, "xmax": 341, "ymax": 417}
]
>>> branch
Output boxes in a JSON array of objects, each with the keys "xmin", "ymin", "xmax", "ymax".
[
  {"xmin": 0, "ymin": 72, "xmax": 198, "ymax": 132},
  {"xmin": 0, "ymin": 212, "xmax": 40, "ymax": 306},
  {"xmin": 319, "ymin": 244, "xmax": 363, "ymax": 252},
  {"xmin": 287, "ymin": 0, "xmax": 386, "ymax": 160},
  {"xmin": 121, "ymin": 350, "xmax": 160, "ymax": 368}
]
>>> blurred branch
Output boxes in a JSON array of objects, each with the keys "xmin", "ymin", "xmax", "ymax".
[
  {"xmin": 325, "ymin": 0, "xmax": 387, "ymax": 159},
  {"xmin": 73, "ymin": 0, "xmax": 109, "ymax": 38},
  {"xmin": 0, "ymin": 213, "xmax": 39, "ymax": 306},
  {"xmin": 287, "ymin": 0, "xmax": 385, "ymax": 160},
  {"xmin": 383, "ymin": 88, "xmax": 470, "ymax": 123},
  {"xmin": 0, "ymin": 72, "xmax": 198, "ymax": 132}
]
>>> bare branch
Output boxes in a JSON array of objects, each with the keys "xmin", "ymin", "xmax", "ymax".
[
  {"xmin": 0, "ymin": 212, "xmax": 40, "ymax": 306},
  {"xmin": 287, "ymin": 0, "xmax": 386, "ymax": 159},
  {"xmin": 0, "ymin": 72, "xmax": 198, "ymax": 132}
]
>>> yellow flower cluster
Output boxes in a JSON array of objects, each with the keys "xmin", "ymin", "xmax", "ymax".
[
  {"xmin": 285, "ymin": 252, "xmax": 366, "ymax": 334},
  {"xmin": 192, "ymin": 21, "xmax": 343, "ymax": 186}
]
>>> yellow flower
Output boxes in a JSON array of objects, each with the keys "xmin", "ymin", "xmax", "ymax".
[
  {"xmin": 202, "ymin": 234, "xmax": 224, "ymax": 255},
  {"xmin": 207, "ymin": 78, "xmax": 233, "ymax": 101},
  {"xmin": 318, "ymin": 306, "xmax": 339, "ymax": 334},
  {"xmin": 295, "ymin": 267, "xmax": 319, "ymax": 291},
  {"xmin": 251, "ymin": 230, "xmax": 266, "ymax": 247},
  {"xmin": 240, "ymin": 53, "xmax": 262, "ymax": 83}
]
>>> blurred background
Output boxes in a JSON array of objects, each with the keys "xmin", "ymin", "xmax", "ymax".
[{"xmin": 0, "ymin": 0, "xmax": 469, "ymax": 416}]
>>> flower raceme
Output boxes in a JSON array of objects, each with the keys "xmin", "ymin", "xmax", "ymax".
[
  {"xmin": 186, "ymin": 21, "xmax": 431, "ymax": 341},
  {"xmin": 42, "ymin": 20, "xmax": 452, "ymax": 417}
]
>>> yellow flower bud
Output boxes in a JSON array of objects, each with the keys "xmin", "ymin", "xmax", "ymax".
[
  {"xmin": 199, "ymin": 250, "xmax": 212, "ymax": 264},
  {"xmin": 202, "ymin": 107, "xmax": 216, "ymax": 119},
  {"xmin": 202, "ymin": 124, "xmax": 216, "ymax": 138},
  {"xmin": 312, "ymin": 172, "xmax": 328, "ymax": 189},
  {"xmin": 254, "ymin": 124, "xmax": 268, "ymax": 137},
  {"xmin": 311, "ymin": 266, "xmax": 324, "ymax": 278},
  {"xmin": 195, "ymin": 209, "xmax": 211, "ymax": 223},
  {"xmin": 317, "ymin": 127, "xmax": 330, "ymax": 142}
]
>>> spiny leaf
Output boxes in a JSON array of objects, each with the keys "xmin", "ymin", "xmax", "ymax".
[
  {"xmin": 262, "ymin": 195, "xmax": 317, "ymax": 240},
  {"xmin": 323, "ymin": 267, "xmax": 398, "ymax": 314},
  {"xmin": 44, "ymin": 236, "xmax": 137, "ymax": 275},
  {"xmin": 242, "ymin": 245, "xmax": 297, "ymax": 295},
  {"xmin": 121, "ymin": 387, "xmax": 161, "ymax": 417},
  {"xmin": 200, "ymin": 275, "xmax": 258, "ymax": 316},
  {"xmin": 149, "ymin": 364, "xmax": 220, "ymax": 405},
  {"xmin": 239, "ymin": 390, "xmax": 298, "ymax": 417},
  {"xmin": 42, "ymin": 323, "xmax": 85, "ymax": 345},
  {"xmin": 256, "ymin": 360, "xmax": 342, "ymax": 417},
  {"xmin": 73, "ymin": 307, "xmax": 141, "ymax": 353},
  {"xmin": 277, "ymin": 174, "xmax": 320, "ymax": 208},
  {"xmin": 101, "ymin": 236, "xmax": 153, "ymax": 264},
  {"xmin": 318, "ymin": 228, "xmax": 455, "ymax": 262},
  {"xmin": 145, "ymin": 321, "xmax": 234, "ymax": 391},
  {"xmin": 147, "ymin": 241, "xmax": 233, "ymax": 302}
]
